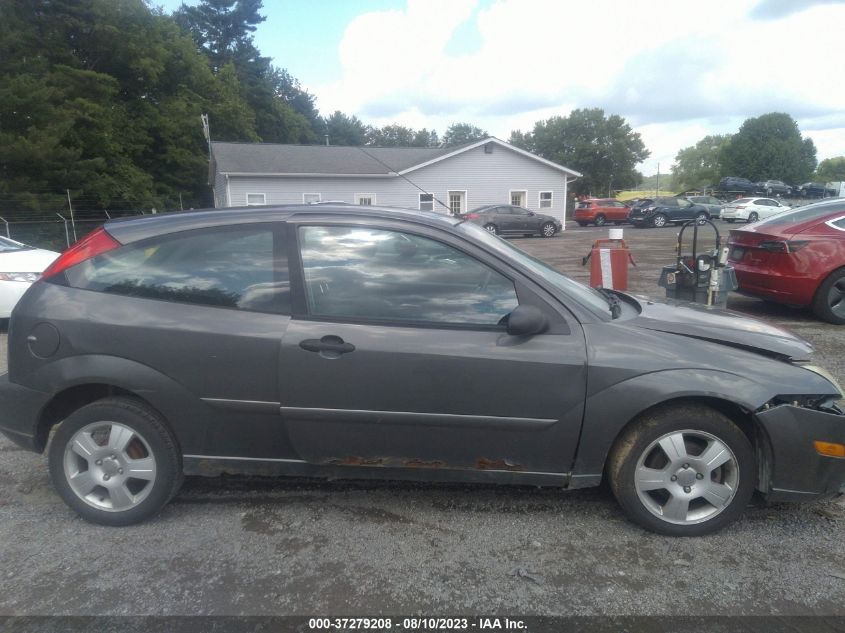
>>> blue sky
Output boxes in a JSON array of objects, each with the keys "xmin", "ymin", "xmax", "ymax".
[{"xmin": 154, "ymin": 0, "xmax": 845, "ymax": 175}]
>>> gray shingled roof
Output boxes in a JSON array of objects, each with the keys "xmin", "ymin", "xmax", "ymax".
[{"xmin": 211, "ymin": 141, "xmax": 457, "ymax": 175}]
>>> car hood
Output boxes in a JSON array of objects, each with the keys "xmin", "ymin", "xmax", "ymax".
[
  {"xmin": 0, "ymin": 248, "xmax": 60, "ymax": 273},
  {"xmin": 625, "ymin": 295, "xmax": 814, "ymax": 360}
]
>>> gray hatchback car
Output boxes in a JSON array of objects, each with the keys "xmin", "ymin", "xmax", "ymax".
[{"xmin": 1, "ymin": 204, "xmax": 843, "ymax": 535}]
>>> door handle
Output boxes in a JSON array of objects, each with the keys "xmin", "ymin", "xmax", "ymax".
[{"xmin": 299, "ymin": 335, "xmax": 356, "ymax": 356}]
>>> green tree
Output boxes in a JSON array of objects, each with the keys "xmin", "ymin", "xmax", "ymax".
[
  {"xmin": 671, "ymin": 135, "xmax": 732, "ymax": 192},
  {"xmin": 366, "ymin": 124, "xmax": 418, "ymax": 147},
  {"xmin": 412, "ymin": 128, "xmax": 440, "ymax": 148},
  {"xmin": 513, "ymin": 108, "xmax": 649, "ymax": 197},
  {"xmin": 175, "ymin": 0, "xmax": 317, "ymax": 143},
  {"xmin": 442, "ymin": 123, "xmax": 487, "ymax": 147},
  {"xmin": 816, "ymin": 156, "xmax": 845, "ymax": 181},
  {"xmin": 324, "ymin": 111, "xmax": 367, "ymax": 146},
  {"xmin": 720, "ymin": 112, "xmax": 816, "ymax": 183}
]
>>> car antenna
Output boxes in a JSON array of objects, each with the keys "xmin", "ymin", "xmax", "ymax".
[{"xmin": 356, "ymin": 146, "xmax": 452, "ymax": 213}]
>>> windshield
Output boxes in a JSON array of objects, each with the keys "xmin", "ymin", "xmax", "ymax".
[
  {"xmin": 0, "ymin": 236, "xmax": 29, "ymax": 252},
  {"xmin": 754, "ymin": 200, "xmax": 845, "ymax": 228},
  {"xmin": 457, "ymin": 221, "xmax": 611, "ymax": 316}
]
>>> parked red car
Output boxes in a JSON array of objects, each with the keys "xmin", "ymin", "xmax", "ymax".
[
  {"xmin": 727, "ymin": 199, "xmax": 845, "ymax": 324},
  {"xmin": 574, "ymin": 199, "xmax": 630, "ymax": 226}
]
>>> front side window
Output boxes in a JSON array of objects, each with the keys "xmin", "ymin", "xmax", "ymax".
[
  {"xmin": 540, "ymin": 191, "xmax": 553, "ymax": 208},
  {"xmin": 246, "ymin": 193, "xmax": 266, "ymax": 206},
  {"xmin": 65, "ymin": 226, "xmax": 289, "ymax": 314},
  {"xmin": 419, "ymin": 193, "xmax": 434, "ymax": 212},
  {"xmin": 298, "ymin": 226, "xmax": 518, "ymax": 326}
]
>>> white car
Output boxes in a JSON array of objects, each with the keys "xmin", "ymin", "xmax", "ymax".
[
  {"xmin": 720, "ymin": 197, "xmax": 790, "ymax": 223},
  {"xmin": 0, "ymin": 236, "xmax": 60, "ymax": 318}
]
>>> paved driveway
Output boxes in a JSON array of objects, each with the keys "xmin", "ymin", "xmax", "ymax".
[{"xmin": 1, "ymin": 223, "xmax": 843, "ymax": 616}]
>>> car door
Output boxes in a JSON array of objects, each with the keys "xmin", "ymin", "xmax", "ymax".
[
  {"xmin": 491, "ymin": 206, "xmax": 517, "ymax": 233},
  {"xmin": 510, "ymin": 206, "xmax": 537, "ymax": 232},
  {"xmin": 278, "ymin": 220, "xmax": 588, "ymax": 475},
  {"xmin": 675, "ymin": 198, "xmax": 696, "ymax": 222}
]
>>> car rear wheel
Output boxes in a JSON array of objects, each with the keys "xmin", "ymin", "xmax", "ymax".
[
  {"xmin": 594, "ymin": 214, "xmax": 607, "ymax": 227},
  {"xmin": 747, "ymin": 212, "xmax": 759, "ymax": 223},
  {"xmin": 48, "ymin": 397, "xmax": 183, "ymax": 526},
  {"xmin": 483, "ymin": 223, "xmax": 499, "ymax": 235},
  {"xmin": 541, "ymin": 222, "xmax": 556, "ymax": 238},
  {"xmin": 812, "ymin": 267, "xmax": 845, "ymax": 325},
  {"xmin": 651, "ymin": 214, "xmax": 667, "ymax": 228},
  {"xmin": 607, "ymin": 403, "xmax": 755, "ymax": 536}
]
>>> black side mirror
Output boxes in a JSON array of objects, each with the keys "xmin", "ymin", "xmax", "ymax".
[{"xmin": 506, "ymin": 304, "xmax": 548, "ymax": 337}]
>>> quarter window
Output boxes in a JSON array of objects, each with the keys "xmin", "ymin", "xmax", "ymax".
[
  {"xmin": 64, "ymin": 226, "xmax": 289, "ymax": 314},
  {"xmin": 539, "ymin": 191, "xmax": 553, "ymax": 208},
  {"xmin": 298, "ymin": 226, "xmax": 518, "ymax": 326}
]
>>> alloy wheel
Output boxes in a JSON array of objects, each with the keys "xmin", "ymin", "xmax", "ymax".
[
  {"xmin": 63, "ymin": 421, "xmax": 157, "ymax": 512},
  {"xmin": 634, "ymin": 429, "xmax": 739, "ymax": 525},
  {"xmin": 827, "ymin": 278, "xmax": 845, "ymax": 318}
]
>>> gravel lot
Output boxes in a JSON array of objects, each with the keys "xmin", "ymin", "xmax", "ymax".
[{"xmin": 1, "ymin": 222, "xmax": 844, "ymax": 617}]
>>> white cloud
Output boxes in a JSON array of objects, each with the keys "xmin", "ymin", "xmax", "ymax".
[{"xmin": 314, "ymin": 0, "xmax": 845, "ymax": 174}]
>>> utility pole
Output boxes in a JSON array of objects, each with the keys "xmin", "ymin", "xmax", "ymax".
[
  {"xmin": 656, "ymin": 163, "xmax": 660, "ymax": 197},
  {"xmin": 66, "ymin": 189, "xmax": 77, "ymax": 242}
]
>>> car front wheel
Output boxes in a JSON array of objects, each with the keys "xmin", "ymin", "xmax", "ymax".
[
  {"xmin": 541, "ymin": 222, "xmax": 556, "ymax": 238},
  {"xmin": 48, "ymin": 397, "xmax": 183, "ymax": 526},
  {"xmin": 607, "ymin": 403, "xmax": 755, "ymax": 536},
  {"xmin": 651, "ymin": 214, "xmax": 667, "ymax": 228}
]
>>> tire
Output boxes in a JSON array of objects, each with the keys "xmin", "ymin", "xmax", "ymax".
[
  {"xmin": 48, "ymin": 397, "xmax": 183, "ymax": 526},
  {"xmin": 483, "ymin": 223, "xmax": 499, "ymax": 235},
  {"xmin": 747, "ymin": 212, "xmax": 759, "ymax": 223},
  {"xmin": 651, "ymin": 213, "xmax": 667, "ymax": 228},
  {"xmin": 695, "ymin": 212, "xmax": 708, "ymax": 225},
  {"xmin": 541, "ymin": 222, "xmax": 556, "ymax": 238},
  {"xmin": 594, "ymin": 214, "xmax": 607, "ymax": 227},
  {"xmin": 607, "ymin": 403, "xmax": 755, "ymax": 536},
  {"xmin": 812, "ymin": 267, "xmax": 845, "ymax": 325}
]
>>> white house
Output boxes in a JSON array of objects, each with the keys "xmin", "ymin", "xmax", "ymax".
[{"xmin": 209, "ymin": 137, "xmax": 581, "ymax": 225}]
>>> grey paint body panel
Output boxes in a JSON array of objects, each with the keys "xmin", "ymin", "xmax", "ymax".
[{"xmin": 3, "ymin": 204, "xmax": 844, "ymax": 500}]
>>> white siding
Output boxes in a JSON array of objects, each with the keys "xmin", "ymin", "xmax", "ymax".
[{"xmin": 219, "ymin": 144, "xmax": 573, "ymax": 224}]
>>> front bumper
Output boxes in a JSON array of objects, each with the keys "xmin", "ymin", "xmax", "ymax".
[
  {"xmin": 0, "ymin": 373, "xmax": 50, "ymax": 452},
  {"xmin": 756, "ymin": 404, "xmax": 845, "ymax": 501}
]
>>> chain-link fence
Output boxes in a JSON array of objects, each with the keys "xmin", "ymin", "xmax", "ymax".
[{"xmin": 0, "ymin": 210, "xmax": 148, "ymax": 251}]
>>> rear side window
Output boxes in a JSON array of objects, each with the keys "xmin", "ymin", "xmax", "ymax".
[{"xmin": 64, "ymin": 225, "xmax": 290, "ymax": 314}]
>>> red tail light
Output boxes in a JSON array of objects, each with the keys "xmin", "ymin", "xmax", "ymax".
[
  {"xmin": 41, "ymin": 227, "xmax": 121, "ymax": 280},
  {"xmin": 464, "ymin": 213, "xmax": 480, "ymax": 219}
]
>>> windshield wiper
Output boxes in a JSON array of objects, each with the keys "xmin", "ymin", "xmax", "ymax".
[{"xmin": 596, "ymin": 287, "xmax": 622, "ymax": 319}]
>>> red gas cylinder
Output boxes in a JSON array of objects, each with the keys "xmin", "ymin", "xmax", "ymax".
[{"xmin": 584, "ymin": 238, "xmax": 636, "ymax": 290}]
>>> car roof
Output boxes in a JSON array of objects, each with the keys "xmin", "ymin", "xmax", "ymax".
[{"xmin": 105, "ymin": 203, "xmax": 461, "ymax": 244}]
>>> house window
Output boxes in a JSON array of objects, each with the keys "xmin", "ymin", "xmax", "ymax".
[
  {"xmin": 419, "ymin": 193, "xmax": 434, "ymax": 212},
  {"xmin": 246, "ymin": 193, "xmax": 266, "ymax": 206},
  {"xmin": 539, "ymin": 191, "xmax": 553, "ymax": 208},
  {"xmin": 448, "ymin": 191, "xmax": 466, "ymax": 215},
  {"xmin": 356, "ymin": 194, "xmax": 376, "ymax": 206},
  {"xmin": 510, "ymin": 190, "xmax": 527, "ymax": 207},
  {"xmin": 303, "ymin": 193, "xmax": 321, "ymax": 204}
]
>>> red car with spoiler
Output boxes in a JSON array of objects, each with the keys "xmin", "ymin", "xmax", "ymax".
[{"xmin": 727, "ymin": 199, "xmax": 845, "ymax": 324}]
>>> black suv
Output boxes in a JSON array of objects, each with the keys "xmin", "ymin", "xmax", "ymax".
[
  {"xmin": 719, "ymin": 177, "xmax": 760, "ymax": 194},
  {"xmin": 627, "ymin": 196, "xmax": 710, "ymax": 228},
  {"xmin": 757, "ymin": 180, "xmax": 793, "ymax": 196},
  {"xmin": 1, "ymin": 205, "xmax": 843, "ymax": 535}
]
